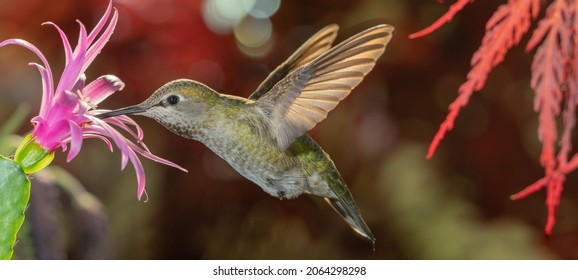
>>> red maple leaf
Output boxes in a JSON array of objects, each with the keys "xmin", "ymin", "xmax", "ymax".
[{"xmin": 413, "ymin": 0, "xmax": 578, "ymax": 235}]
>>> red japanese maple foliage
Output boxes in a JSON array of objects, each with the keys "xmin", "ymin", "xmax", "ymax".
[{"xmin": 414, "ymin": 0, "xmax": 578, "ymax": 235}]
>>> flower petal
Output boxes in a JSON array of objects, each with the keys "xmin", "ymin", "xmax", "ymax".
[
  {"xmin": 82, "ymin": 133, "xmax": 114, "ymax": 152},
  {"xmin": 45, "ymin": 91, "xmax": 79, "ymax": 125},
  {"xmin": 0, "ymin": 39, "xmax": 52, "ymax": 76},
  {"xmin": 84, "ymin": 8, "xmax": 118, "ymax": 74},
  {"xmin": 66, "ymin": 120, "xmax": 83, "ymax": 162},
  {"xmin": 0, "ymin": 39, "xmax": 54, "ymax": 117},
  {"xmin": 108, "ymin": 114, "xmax": 144, "ymax": 141},
  {"xmin": 28, "ymin": 63, "xmax": 54, "ymax": 117},
  {"xmin": 42, "ymin": 22, "xmax": 73, "ymax": 65},
  {"xmin": 126, "ymin": 140, "xmax": 188, "ymax": 173},
  {"xmin": 87, "ymin": 0, "xmax": 113, "ymax": 43},
  {"xmin": 53, "ymin": 22, "xmax": 87, "ymax": 102},
  {"xmin": 72, "ymin": 73, "xmax": 86, "ymax": 93},
  {"xmin": 127, "ymin": 148, "xmax": 146, "ymax": 200},
  {"xmin": 89, "ymin": 118, "xmax": 132, "ymax": 168},
  {"xmin": 33, "ymin": 119, "xmax": 69, "ymax": 151},
  {"xmin": 90, "ymin": 114, "xmax": 142, "ymax": 142},
  {"xmin": 88, "ymin": 116, "xmax": 187, "ymax": 172},
  {"xmin": 83, "ymin": 75, "xmax": 125, "ymax": 105},
  {"xmin": 86, "ymin": 118, "xmax": 148, "ymax": 199}
]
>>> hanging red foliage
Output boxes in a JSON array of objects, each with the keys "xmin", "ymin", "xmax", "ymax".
[{"xmin": 414, "ymin": 0, "xmax": 578, "ymax": 235}]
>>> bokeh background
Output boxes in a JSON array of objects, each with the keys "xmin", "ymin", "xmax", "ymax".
[{"xmin": 0, "ymin": 0, "xmax": 574, "ymax": 259}]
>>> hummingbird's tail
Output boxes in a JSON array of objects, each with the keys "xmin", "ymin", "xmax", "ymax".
[{"xmin": 324, "ymin": 197, "xmax": 375, "ymax": 246}]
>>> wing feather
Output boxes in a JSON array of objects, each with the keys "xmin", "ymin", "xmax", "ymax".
[
  {"xmin": 256, "ymin": 24, "xmax": 394, "ymax": 150},
  {"xmin": 249, "ymin": 24, "xmax": 339, "ymax": 100}
]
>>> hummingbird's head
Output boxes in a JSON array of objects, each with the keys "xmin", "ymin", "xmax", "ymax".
[{"xmin": 97, "ymin": 79, "xmax": 220, "ymax": 137}]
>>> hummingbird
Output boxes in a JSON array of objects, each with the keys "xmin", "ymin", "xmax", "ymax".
[{"xmin": 98, "ymin": 24, "xmax": 394, "ymax": 244}]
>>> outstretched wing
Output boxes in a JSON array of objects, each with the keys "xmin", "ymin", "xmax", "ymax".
[
  {"xmin": 249, "ymin": 24, "xmax": 339, "ymax": 100},
  {"xmin": 256, "ymin": 24, "xmax": 394, "ymax": 151}
]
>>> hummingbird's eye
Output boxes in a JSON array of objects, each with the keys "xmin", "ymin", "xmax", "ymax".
[{"xmin": 166, "ymin": 95, "xmax": 180, "ymax": 105}]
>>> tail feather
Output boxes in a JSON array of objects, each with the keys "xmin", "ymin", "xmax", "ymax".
[{"xmin": 324, "ymin": 197, "xmax": 375, "ymax": 246}]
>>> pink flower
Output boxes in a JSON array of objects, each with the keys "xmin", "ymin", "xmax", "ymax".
[{"xmin": 1, "ymin": 1, "xmax": 186, "ymax": 200}]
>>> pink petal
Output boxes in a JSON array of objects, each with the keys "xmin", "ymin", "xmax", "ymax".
[
  {"xmin": 111, "ymin": 115, "xmax": 144, "ymax": 141},
  {"xmin": 31, "ymin": 116, "xmax": 47, "ymax": 139},
  {"xmin": 53, "ymin": 22, "xmax": 87, "ymax": 99},
  {"xmin": 88, "ymin": 118, "xmax": 148, "ymax": 199},
  {"xmin": 0, "ymin": 39, "xmax": 52, "ymax": 76},
  {"xmin": 43, "ymin": 22, "xmax": 73, "ymax": 64},
  {"xmin": 126, "ymin": 141, "xmax": 188, "ymax": 172},
  {"xmin": 28, "ymin": 63, "xmax": 54, "ymax": 118},
  {"xmin": 92, "ymin": 117, "xmax": 186, "ymax": 172},
  {"xmin": 83, "ymin": 122, "xmax": 118, "ymax": 152},
  {"xmin": 0, "ymin": 39, "xmax": 54, "ymax": 117},
  {"xmin": 30, "ymin": 116, "xmax": 44, "ymax": 125},
  {"xmin": 33, "ymin": 119, "xmax": 70, "ymax": 151},
  {"xmin": 84, "ymin": 9, "xmax": 118, "ymax": 74},
  {"xmin": 94, "ymin": 115, "xmax": 142, "ymax": 142},
  {"xmin": 127, "ymin": 148, "xmax": 147, "ymax": 200},
  {"xmin": 87, "ymin": 0, "xmax": 113, "ymax": 43},
  {"xmin": 83, "ymin": 75, "xmax": 124, "ymax": 105},
  {"xmin": 46, "ymin": 91, "xmax": 79, "ymax": 124},
  {"xmin": 66, "ymin": 120, "xmax": 84, "ymax": 162},
  {"xmin": 83, "ymin": 133, "xmax": 114, "ymax": 152},
  {"xmin": 72, "ymin": 73, "xmax": 86, "ymax": 93},
  {"xmin": 91, "ymin": 118, "xmax": 132, "ymax": 169}
]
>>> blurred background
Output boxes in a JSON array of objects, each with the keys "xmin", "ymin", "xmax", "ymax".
[{"xmin": 0, "ymin": 0, "xmax": 574, "ymax": 259}]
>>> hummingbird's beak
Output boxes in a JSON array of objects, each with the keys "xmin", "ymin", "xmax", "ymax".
[{"xmin": 95, "ymin": 105, "xmax": 146, "ymax": 119}]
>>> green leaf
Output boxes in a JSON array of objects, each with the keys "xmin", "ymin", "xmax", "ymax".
[{"xmin": 0, "ymin": 156, "xmax": 31, "ymax": 260}]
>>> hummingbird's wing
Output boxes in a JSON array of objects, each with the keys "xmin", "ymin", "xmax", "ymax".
[
  {"xmin": 249, "ymin": 24, "xmax": 339, "ymax": 101},
  {"xmin": 256, "ymin": 24, "xmax": 394, "ymax": 151}
]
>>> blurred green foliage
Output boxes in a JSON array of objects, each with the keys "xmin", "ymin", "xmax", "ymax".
[{"xmin": 379, "ymin": 143, "xmax": 552, "ymax": 259}]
